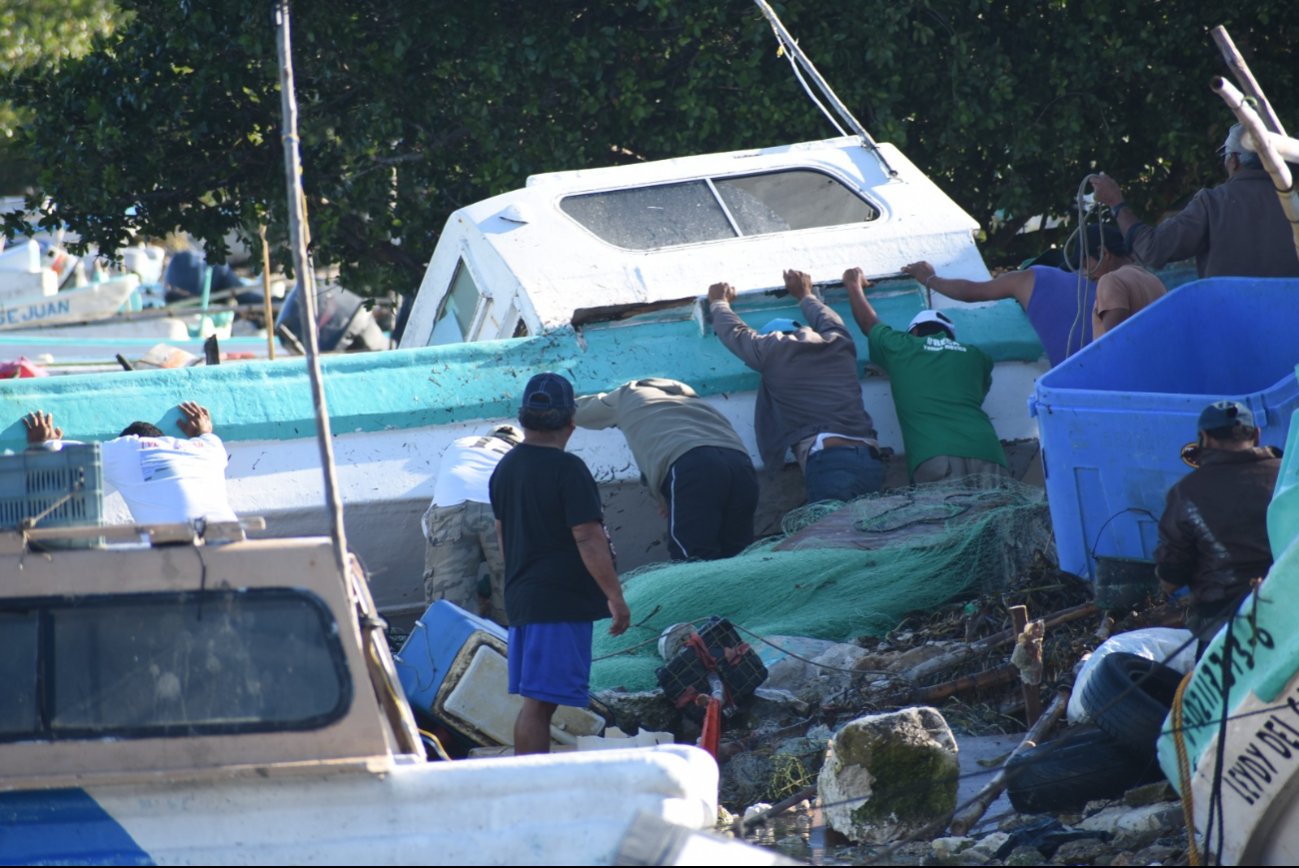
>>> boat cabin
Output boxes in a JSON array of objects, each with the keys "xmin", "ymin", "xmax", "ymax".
[{"xmin": 401, "ymin": 136, "xmax": 1000, "ymax": 347}]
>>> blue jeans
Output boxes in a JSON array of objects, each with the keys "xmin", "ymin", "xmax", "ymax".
[{"xmin": 803, "ymin": 445, "xmax": 885, "ymax": 504}]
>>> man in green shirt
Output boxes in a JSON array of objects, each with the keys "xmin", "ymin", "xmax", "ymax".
[{"xmin": 842, "ymin": 267, "xmax": 1009, "ymax": 486}]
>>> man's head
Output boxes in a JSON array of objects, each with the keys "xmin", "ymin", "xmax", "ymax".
[
  {"xmin": 120, "ymin": 421, "xmax": 164, "ymax": 438},
  {"xmin": 907, "ymin": 309, "xmax": 956, "ymax": 341},
  {"xmin": 1072, "ymin": 224, "xmax": 1131, "ymax": 279},
  {"xmin": 490, "ymin": 424, "xmax": 523, "ymax": 446},
  {"xmin": 759, "ymin": 318, "xmax": 802, "ymax": 336},
  {"xmin": 518, "ymin": 372, "xmax": 576, "ymax": 432},
  {"xmin": 1197, "ymin": 399, "xmax": 1259, "ymax": 450},
  {"xmin": 1221, "ymin": 123, "xmax": 1263, "ymax": 176}
]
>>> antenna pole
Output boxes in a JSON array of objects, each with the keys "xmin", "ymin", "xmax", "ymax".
[{"xmin": 752, "ymin": 0, "xmax": 898, "ymax": 177}]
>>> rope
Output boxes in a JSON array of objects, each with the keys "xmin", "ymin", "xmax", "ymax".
[
  {"xmin": 1172, "ymin": 670, "xmax": 1203, "ymax": 866},
  {"xmin": 772, "ymin": 31, "xmax": 848, "ymax": 137},
  {"xmin": 418, "ymin": 728, "xmax": 452, "ymax": 761}
]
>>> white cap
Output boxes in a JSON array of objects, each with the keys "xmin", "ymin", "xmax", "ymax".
[{"xmin": 907, "ymin": 309, "xmax": 956, "ymax": 339}]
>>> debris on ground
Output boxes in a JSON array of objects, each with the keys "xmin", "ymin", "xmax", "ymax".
[{"xmin": 590, "ymin": 519, "xmax": 1194, "ymax": 865}]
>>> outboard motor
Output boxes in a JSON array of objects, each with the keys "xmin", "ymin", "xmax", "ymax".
[
  {"xmin": 162, "ymin": 250, "xmax": 253, "ymax": 304},
  {"xmin": 275, "ymin": 282, "xmax": 388, "ymax": 353}
]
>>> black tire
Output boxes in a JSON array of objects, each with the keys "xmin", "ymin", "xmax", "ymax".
[
  {"xmin": 1005, "ymin": 725, "xmax": 1166, "ymax": 814},
  {"xmin": 1081, "ymin": 651, "xmax": 1185, "ymax": 754}
]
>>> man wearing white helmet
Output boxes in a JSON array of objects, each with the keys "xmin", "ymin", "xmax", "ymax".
[
  {"xmin": 842, "ymin": 267, "xmax": 1009, "ymax": 487},
  {"xmin": 422, "ymin": 423, "xmax": 523, "ymax": 624}
]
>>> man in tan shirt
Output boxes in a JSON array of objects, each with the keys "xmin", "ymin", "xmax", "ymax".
[
  {"xmin": 1074, "ymin": 223, "xmax": 1167, "ymax": 337},
  {"xmin": 574, "ymin": 378, "xmax": 757, "ymax": 560}
]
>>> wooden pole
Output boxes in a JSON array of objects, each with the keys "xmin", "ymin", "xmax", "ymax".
[
  {"xmin": 259, "ymin": 225, "xmax": 276, "ymax": 360},
  {"xmin": 890, "ymin": 663, "xmax": 1019, "ymax": 707},
  {"xmin": 1010, "ymin": 605, "xmax": 1043, "ymax": 725},
  {"xmin": 274, "ymin": 1, "xmax": 351, "ymax": 585},
  {"xmin": 1211, "ymin": 26, "xmax": 1286, "ymax": 136},
  {"xmin": 1212, "ymin": 77, "xmax": 1299, "ymax": 262},
  {"xmin": 947, "ymin": 690, "xmax": 1069, "ymax": 836}
]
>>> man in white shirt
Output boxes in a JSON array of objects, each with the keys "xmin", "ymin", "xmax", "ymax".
[
  {"xmin": 422, "ymin": 424, "xmax": 522, "ymax": 624},
  {"xmin": 22, "ymin": 402, "xmax": 237, "ymax": 525}
]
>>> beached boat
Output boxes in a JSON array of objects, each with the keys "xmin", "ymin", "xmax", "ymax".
[
  {"xmin": 0, "ymin": 454, "xmax": 720, "ymax": 865},
  {"xmin": 0, "ymin": 134, "xmax": 1048, "ymax": 617},
  {"xmin": 0, "ymin": 274, "xmax": 140, "ymax": 330}
]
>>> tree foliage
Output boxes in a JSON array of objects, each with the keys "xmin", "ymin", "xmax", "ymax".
[
  {"xmin": 2, "ymin": 0, "xmax": 1296, "ymax": 297},
  {"xmin": 0, "ymin": 0, "xmax": 120, "ymax": 191}
]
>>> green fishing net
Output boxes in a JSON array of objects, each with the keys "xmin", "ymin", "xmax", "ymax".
[{"xmin": 591, "ymin": 479, "xmax": 1052, "ymax": 692}]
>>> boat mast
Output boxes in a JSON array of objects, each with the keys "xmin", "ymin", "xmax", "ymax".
[
  {"xmin": 751, "ymin": 0, "xmax": 898, "ymax": 177},
  {"xmin": 274, "ymin": 0, "xmax": 350, "ymax": 581}
]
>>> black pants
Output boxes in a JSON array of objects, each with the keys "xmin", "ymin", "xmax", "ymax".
[{"xmin": 658, "ymin": 445, "xmax": 759, "ymax": 561}]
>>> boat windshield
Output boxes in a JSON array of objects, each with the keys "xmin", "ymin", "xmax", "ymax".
[
  {"xmin": 559, "ymin": 168, "xmax": 878, "ymax": 250},
  {"xmin": 0, "ymin": 588, "xmax": 352, "ymax": 741}
]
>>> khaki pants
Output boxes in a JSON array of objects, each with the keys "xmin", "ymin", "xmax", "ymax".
[
  {"xmin": 912, "ymin": 455, "xmax": 1011, "ymax": 488},
  {"xmin": 421, "ymin": 500, "xmax": 507, "ymax": 625}
]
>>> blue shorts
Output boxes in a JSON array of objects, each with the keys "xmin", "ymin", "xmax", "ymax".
[{"xmin": 507, "ymin": 621, "xmax": 594, "ymax": 708}]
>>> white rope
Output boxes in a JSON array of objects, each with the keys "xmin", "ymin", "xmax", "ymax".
[{"xmin": 772, "ymin": 26, "xmax": 848, "ymax": 138}]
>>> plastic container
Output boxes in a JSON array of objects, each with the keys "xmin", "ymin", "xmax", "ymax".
[
  {"xmin": 1093, "ymin": 557, "xmax": 1158, "ymax": 610},
  {"xmin": 394, "ymin": 600, "xmax": 604, "ymax": 748},
  {"xmin": 0, "ymin": 444, "xmax": 103, "ymax": 542},
  {"xmin": 1029, "ymin": 278, "xmax": 1299, "ymax": 579}
]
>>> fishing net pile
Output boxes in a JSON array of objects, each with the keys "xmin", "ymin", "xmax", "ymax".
[{"xmin": 591, "ymin": 478, "xmax": 1054, "ymax": 692}]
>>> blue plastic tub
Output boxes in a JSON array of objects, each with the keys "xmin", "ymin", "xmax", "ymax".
[{"xmin": 1029, "ymin": 277, "xmax": 1299, "ymax": 579}]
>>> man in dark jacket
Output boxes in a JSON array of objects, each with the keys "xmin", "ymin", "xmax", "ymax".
[
  {"xmin": 1155, "ymin": 400, "xmax": 1282, "ymax": 645},
  {"xmin": 708, "ymin": 270, "xmax": 883, "ymax": 504},
  {"xmin": 1090, "ymin": 124, "xmax": 1299, "ymax": 279}
]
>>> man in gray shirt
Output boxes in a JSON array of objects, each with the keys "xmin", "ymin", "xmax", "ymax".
[
  {"xmin": 1090, "ymin": 124, "xmax": 1299, "ymax": 279},
  {"xmin": 708, "ymin": 270, "xmax": 883, "ymax": 504}
]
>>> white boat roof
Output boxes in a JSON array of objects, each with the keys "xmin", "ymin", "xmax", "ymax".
[{"xmin": 401, "ymin": 136, "xmax": 991, "ymax": 346}]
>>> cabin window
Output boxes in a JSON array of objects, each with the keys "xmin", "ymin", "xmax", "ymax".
[
  {"xmin": 431, "ymin": 259, "xmax": 482, "ymax": 344},
  {"xmin": 0, "ymin": 589, "xmax": 352, "ymax": 742},
  {"xmin": 560, "ymin": 181, "xmax": 736, "ymax": 250},
  {"xmin": 0, "ymin": 611, "xmax": 39, "ymax": 737},
  {"xmin": 713, "ymin": 170, "xmax": 878, "ymax": 234},
  {"xmin": 559, "ymin": 169, "xmax": 877, "ymax": 250}
]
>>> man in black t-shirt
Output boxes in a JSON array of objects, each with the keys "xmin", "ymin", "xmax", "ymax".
[{"xmin": 489, "ymin": 372, "xmax": 631, "ymax": 755}]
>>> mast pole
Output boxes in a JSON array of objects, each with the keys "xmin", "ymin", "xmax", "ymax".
[{"xmin": 274, "ymin": 0, "xmax": 350, "ymax": 581}]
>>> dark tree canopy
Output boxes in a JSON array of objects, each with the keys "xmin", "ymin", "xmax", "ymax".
[{"xmin": 3, "ymin": 1, "xmax": 1296, "ymax": 297}]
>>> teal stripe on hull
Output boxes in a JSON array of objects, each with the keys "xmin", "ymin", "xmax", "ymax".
[{"xmin": 0, "ymin": 294, "xmax": 1040, "ymax": 449}]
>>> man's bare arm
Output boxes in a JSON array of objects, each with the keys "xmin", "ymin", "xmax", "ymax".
[
  {"xmin": 571, "ymin": 520, "xmax": 630, "ymax": 635},
  {"xmin": 841, "ymin": 267, "xmax": 879, "ymax": 335},
  {"xmin": 903, "ymin": 261, "xmax": 1035, "ymax": 309}
]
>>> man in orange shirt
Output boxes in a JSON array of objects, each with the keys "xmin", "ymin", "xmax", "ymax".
[{"xmin": 1073, "ymin": 224, "xmax": 1166, "ymax": 337}]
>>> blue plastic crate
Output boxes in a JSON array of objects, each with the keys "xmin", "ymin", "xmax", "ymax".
[
  {"xmin": 1029, "ymin": 277, "xmax": 1299, "ymax": 579},
  {"xmin": 394, "ymin": 600, "xmax": 506, "ymax": 720},
  {"xmin": 0, "ymin": 444, "xmax": 104, "ymax": 535}
]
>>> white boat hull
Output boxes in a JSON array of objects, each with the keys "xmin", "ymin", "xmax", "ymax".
[{"xmin": 9, "ymin": 746, "xmax": 717, "ymax": 866}]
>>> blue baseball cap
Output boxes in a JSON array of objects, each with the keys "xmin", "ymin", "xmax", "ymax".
[
  {"xmin": 760, "ymin": 318, "xmax": 802, "ymax": 335},
  {"xmin": 521, "ymin": 372, "xmax": 575, "ymax": 412}
]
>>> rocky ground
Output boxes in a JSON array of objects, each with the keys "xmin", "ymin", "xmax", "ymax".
[{"xmin": 595, "ymin": 556, "xmax": 1195, "ymax": 866}]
